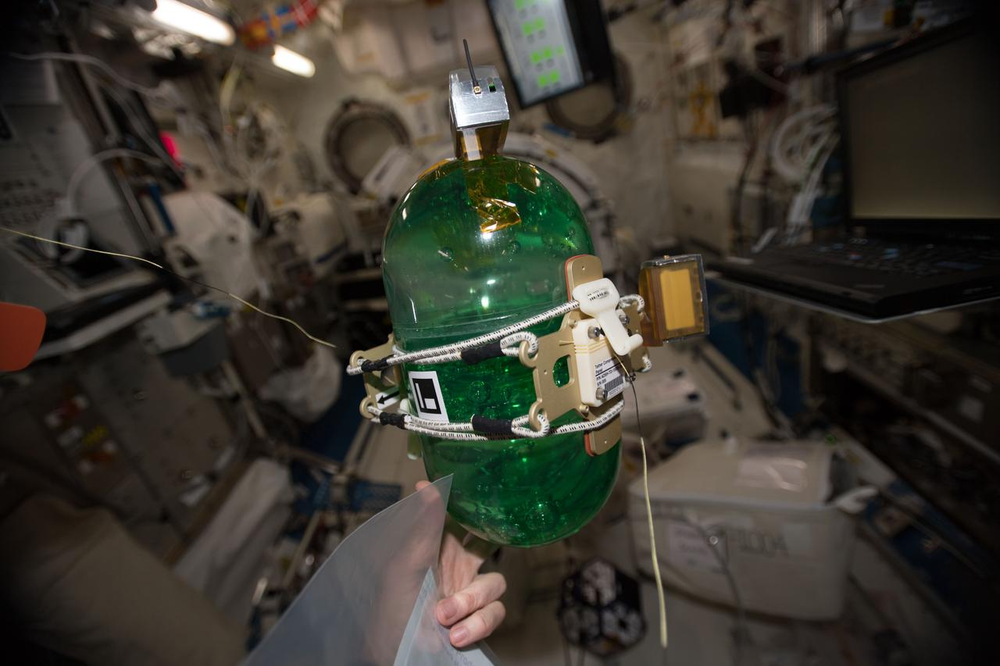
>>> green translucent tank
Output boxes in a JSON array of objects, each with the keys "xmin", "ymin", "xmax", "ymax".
[{"xmin": 382, "ymin": 155, "xmax": 621, "ymax": 546}]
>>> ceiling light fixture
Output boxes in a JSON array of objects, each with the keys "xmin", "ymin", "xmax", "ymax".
[
  {"xmin": 151, "ymin": 0, "xmax": 235, "ymax": 46},
  {"xmin": 271, "ymin": 45, "xmax": 316, "ymax": 78}
]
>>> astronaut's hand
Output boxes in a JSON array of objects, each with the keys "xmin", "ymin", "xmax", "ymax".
[{"xmin": 416, "ymin": 480, "xmax": 506, "ymax": 648}]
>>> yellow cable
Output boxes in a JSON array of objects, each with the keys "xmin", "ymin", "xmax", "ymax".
[
  {"xmin": 614, "ymin": 354, "xmax": 668, "ymax": 648},
  {"xmin": 0, "ymin": 226, "xmax": 337, "ymax": 350},
  {"xmin": 640, "ymin": 430, "xmax": 668, "ymax": 648}
]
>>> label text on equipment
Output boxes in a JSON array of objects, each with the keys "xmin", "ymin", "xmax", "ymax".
[{"xmin": 594, "ymin": 358, "xmax": 626, "ymax": 400}]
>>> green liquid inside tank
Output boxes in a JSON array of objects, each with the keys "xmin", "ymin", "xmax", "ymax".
[{"xmin": 382, "ymin": 155, "xmax": 621, "ymax": 547}]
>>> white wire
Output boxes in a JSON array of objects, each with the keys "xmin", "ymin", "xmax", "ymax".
[
  {"xmin": 549, "ymin": 401, "xmax": 624, "ymax": 435},
  {"xmin": 784, "ymin": 133, "xmax": 838, "ymax": 244},
  {"xmin": 639, "ymin": 430, "xmax": 668, "ymax": 648},
  {"xmin": 769, "ymin": 104, "xmax": 837, "ymax": 183},
  {"xmin": 501, "ymin": 331, "xmax": 539, "ymax": 357},
  {"xmin": 65, "ymin": 149, "xmax": 164, "ymax": 212},
  {"xmin": 12, "ymin": 52, "xmax": 183, "ymax": 184},
  {"xmin": 9, "ymin": 52, "xmax": 162, "ymax": 97},
  {"xmin": 0, "ymin": 226, "xmax": 339, "ymax": 351},
  {"xmin": 215, "ymin": 61, "xmax": 281, "ymax": 234},
  {"xmin": 609, "ymin": 354, "xmax": 667, "ymax": 648},
  {"xmin": 671, "ymin": 516, "xmax": 748, "ymax": 658},
  {"xmin": 620, "ymin": 294, "xmax": 645, "ymax": 312}
]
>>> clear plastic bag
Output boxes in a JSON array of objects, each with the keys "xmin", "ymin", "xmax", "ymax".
[
  {"xmin": 243, "ymin": 475, "xmax": 497, "ymax": 666},
  {"xmin": 258, "ymin": 345, "xmax": 342, "ymax": 422}
]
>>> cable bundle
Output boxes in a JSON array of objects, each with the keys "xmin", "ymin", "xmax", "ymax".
[{"xmin": 769, "ymin": 104, "xmax": 839, "ymax": 244}]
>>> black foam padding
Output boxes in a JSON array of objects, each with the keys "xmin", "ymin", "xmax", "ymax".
[
  {"xmin": 461, "ymin": 341, "xmax": 505, "ymax": 364},
  {"xmin": 361, "ymin": 358, "xmax": 390, "ymax": 373},
  {"xmin": 471, "ymin": 415, "xmax": 515, "ymax": 437},
  {"xmin": 378, "ymin": 412, "xmax": 407, "ymax": 429}
]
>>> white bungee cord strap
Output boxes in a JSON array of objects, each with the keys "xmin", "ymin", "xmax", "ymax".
[
  {"xmin": 350, "ymin": 294, "xmax": 643, "ymax": 439},
  {"xmin": 347, "ymin": 294, "xmax": 645, "ymax": 376},
  {"xmin": 394, "ymin": 330, "xmax": 540, "ymax": 367},
  {"xmin": 364, "ymin": 395, "xmax": 625, "ymax": 442}
]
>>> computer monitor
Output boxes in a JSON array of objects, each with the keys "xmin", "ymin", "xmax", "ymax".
[
  {"xmin": 839, "ymin": 21, "xmax": 1000, "ymax": 238},
  {"xmin": 487, "ymin": 0, "xmax": 615, "ymax": 108}
]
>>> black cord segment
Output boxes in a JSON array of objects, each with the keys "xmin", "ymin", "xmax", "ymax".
[
  {"xmin": 460, "ymin": 341, "xmax": 505, "ymax": 364},
  {"xmin": 627, "ymin": 376, "xmax": 644, "ymax": 440},
  {"xmin": 379, "ymin": 412, "xmax": 407, "ymax": 429},
  {"xmin": 464, "ymin": 38, "xmax": 479, "ymax": 89},
  {"xmin": 360, "ymin": 358, "xmax": 391, "ymax": 373},
  {"xmin": 471, "ymin": 415, "xmax": 514, "ymax": 437}
]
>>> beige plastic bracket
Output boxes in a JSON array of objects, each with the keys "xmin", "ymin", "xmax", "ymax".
[
  {"xmin": 585, "ymin": 397, "xmax": 624, "ymax": 456},
  {"xmin": 517, "ymin": 254, "xmax": 650, "ymax": 454},
  {"xmin": 620, "ymin": 299, "xmax": 652, "ymax": 375},
  {"xmin": 520, "ymin": 316, "xmax": 630, "ymax": 454},
  {"xmin": 519, "ymin": 254, "xmax": 605, "ymax": 431},
  {"xmin": 520, "ymin": 309, "xmax": 585, "ymax": 431},
  {"xmin": 564, "ymin": 254, "xmax": 603, "ymax": 294},
  {"xmin": 350, "ymin": 334, "xmax": 402, "ymax": 420}
]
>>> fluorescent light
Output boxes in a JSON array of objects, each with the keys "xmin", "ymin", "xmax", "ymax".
[
  {"xmin": 152, "ymin": 0, "xmax": 235, "ymax": 46},
  {"xmin": 272, "ymin": 45, "xmax": 315, "ymax": 78}
]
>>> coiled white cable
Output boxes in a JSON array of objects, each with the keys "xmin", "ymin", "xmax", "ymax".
[
  {"xmin": 9, "ymin": 51, "xmax": 163, "ymax": 97},
  {"xmin": 769, "ymin": 104, "xmax": 837, "ymax": 183}
]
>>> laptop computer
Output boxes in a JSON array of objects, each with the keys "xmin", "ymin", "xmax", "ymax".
[{"xmin": 712, "ymin": 20, "xmax": 1000, "ymax": 320}]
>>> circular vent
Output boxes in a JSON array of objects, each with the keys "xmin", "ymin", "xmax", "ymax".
[{"xmin": 324, "ymin": 100, "xmax": 410, "ymax": 193}]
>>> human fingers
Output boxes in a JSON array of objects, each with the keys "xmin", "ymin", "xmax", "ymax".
[
  {"xmin": 436, "ymin": 571, "xmax": 506, "ymax": 627},
  {"xmin": 412, "ymin": 479, "xmax": 448, "ymax": 517},
  {"xmin": 448, "ymin": 600, "xmax": 506, "ymax": 648}
]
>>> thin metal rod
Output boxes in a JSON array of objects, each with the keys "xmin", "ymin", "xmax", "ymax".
[
  {"xmin": 463, "ymin": 38, "xmax": 479, "ymax": 88},
  {"xmin": 282, "ymin": 509, "xmax": 323, "ymax": 592}
]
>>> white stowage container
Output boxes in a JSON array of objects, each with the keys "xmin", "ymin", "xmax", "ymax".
[{"xmin": 628, "ymin": 439, "xmax": 867, "ymax": 621}]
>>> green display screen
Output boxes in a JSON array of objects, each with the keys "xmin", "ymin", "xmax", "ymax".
[{"xmin": 488, "ymin": 0, "xmax": 586, "ymax": 106}]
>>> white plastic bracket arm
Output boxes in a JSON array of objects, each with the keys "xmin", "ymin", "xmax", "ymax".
[{"xmin": 572, "ymin": 278, "xmax": 644, "ymax": 356}]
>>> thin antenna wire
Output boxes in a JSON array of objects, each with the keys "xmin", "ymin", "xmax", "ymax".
[
  {"xmin": 0, "ymin": 226, "xmax": 337, "ymax": 351},
  {"xmin": 463, "ymin": 38, "xmax": 479, "ymax": 89}
]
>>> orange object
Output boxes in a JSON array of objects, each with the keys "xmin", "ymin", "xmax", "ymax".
[
  {"xmin": 638, "ymin": 255, "xmax": 708, "ymax": 346},
  {"xmin": 0, "ymin": 302, "xmax": 46, "ymax": 371}
]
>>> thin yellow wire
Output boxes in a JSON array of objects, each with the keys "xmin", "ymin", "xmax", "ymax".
[
  {"xmin": 0, "ymin": 226, "xmax": 337, "ymax": 350},
  {"xmin": 639, "ymin": 422, "xmax": 669, "ymax": 649},
  {"xmin": 615, "ymin": 353, "xmax": 668, "ymax": 649}
]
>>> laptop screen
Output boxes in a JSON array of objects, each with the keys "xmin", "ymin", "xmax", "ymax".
[{"xmin": 842, "ymin": 25, "xmax": 1000, "ymax": 231}]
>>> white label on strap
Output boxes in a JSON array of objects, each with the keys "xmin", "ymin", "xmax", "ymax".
[
  {"xmin": 594, "ymin": 358, "xmax": 626, "ymax": 401},
  {"xmin": 408, "ymin": 371, "xmax": 449, "ymax": 422}
]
